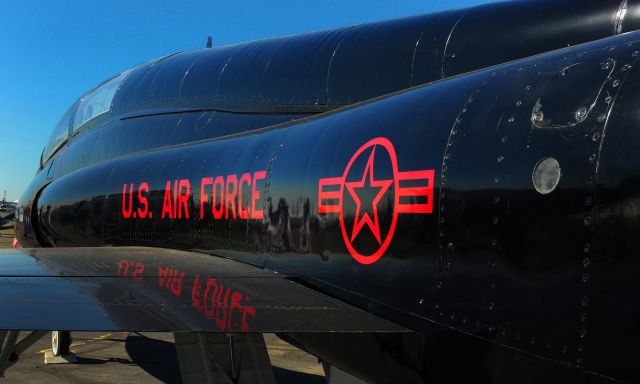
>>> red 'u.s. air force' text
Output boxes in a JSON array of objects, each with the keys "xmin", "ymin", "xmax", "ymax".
[{"xmin": 121, "ymin": 171, "xmax": 266, "ymax": 221}]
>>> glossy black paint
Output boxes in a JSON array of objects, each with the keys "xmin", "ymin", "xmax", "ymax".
[
  {"xmin": 10, "ymin": 1, "xmax": 640, "ymax": 383},
  {"xmin": 0, "ymin": 247, "xmax": 405, "ymax": 332}
]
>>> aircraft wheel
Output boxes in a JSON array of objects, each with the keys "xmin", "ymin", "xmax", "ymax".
[{"xmin": 51, "ymin": 331, "xmax": 71, "ymax": 356}]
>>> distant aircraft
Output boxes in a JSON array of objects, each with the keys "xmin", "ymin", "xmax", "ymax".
[{"xmin": 2, "ymin": 0, "xmax": 640, "ymax": 383}]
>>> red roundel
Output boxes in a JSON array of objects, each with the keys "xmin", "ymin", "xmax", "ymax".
[{"xmin": 318, "ymin": 137, "xmax": 435, "ymax": 265}]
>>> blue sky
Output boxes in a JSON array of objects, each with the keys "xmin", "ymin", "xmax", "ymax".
[{"xmin": 0, "ymin": 0, "xmax": 494, "ymax": 201}]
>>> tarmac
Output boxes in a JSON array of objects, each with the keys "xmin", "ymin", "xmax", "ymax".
[{"xmin": 0, "ymin": 227, "xmax": 325, "ymax": 383}]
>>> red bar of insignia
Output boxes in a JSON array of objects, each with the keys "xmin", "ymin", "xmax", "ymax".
[
  {"xmin": 318, "ymin": 177, "xmax": 343, "ymax": 214},
  {"xmin": 396, "ymin": 170, "xmax": 435, "ymax": 214}
]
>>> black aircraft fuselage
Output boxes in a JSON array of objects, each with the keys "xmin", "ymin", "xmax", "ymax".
[{"xmin": 12, "ymin": 0, "xmax": 640, "ymax": 382}]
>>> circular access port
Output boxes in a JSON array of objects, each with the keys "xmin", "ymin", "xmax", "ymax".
[{"xmin": 532, "ymin": 157, "xmax": 561, "ymax": 194}]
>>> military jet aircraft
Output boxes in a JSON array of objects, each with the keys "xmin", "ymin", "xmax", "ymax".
[{"xmin": 2, "ymin": 0, "xmax": 640, "ymax": 382}]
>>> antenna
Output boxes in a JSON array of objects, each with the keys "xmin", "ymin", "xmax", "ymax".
[{"xmin": 206, "ymin": 36, "xmax": 213, "ymax": 48}]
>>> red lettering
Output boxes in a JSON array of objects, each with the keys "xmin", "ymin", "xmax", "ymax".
[
  {"xmin": 238, "ymin": 173, "xmax": 251, "ymax": 219},
  {"xmin": 171, "ymin": 271, "xmax": 185, "ymax": 296},
  {"xmin": 252, "ymin": 171, "xmax": 266, "ymax": 219},
  {"xmin": 192, "ymin": 274, "xmax": 203, "ymax": 311},
  {"xmin": 158, "ymin": 266, "xmax": 170, "ymax": 287},
  {"xmin": 200, "ymin": 177, "xmax": 213, "ymax": 220},
  {"xmin": 225, "ymin": 175, "xmax": 237, "ymax": 219},
  {"xmin": 215, "ymin": 286, "xmax": 231, "ymax": 330},
  {"xmin": 117, "ymin": 260, "xmax": 130, "ymax": 276},
  {"xmin": 132, "ymin": 262, "xmax": 145, "ymax": 281},
  {"xmin": 178, "ymin": 179, "xmax": 190, "ymax": 219},
  {"xmin": 204, "ymin": 278, "xmax": 219, "ymax": 319},
  {"xmin": 242, "ymin": 304, "xmax": 256, "ymax": 332},
  {"xmin": 162, "ymin": 181, "xmax": 173, "ymax": 219},
  {"xmin": 137, "ymin": 182, "xmax": 149, "ymax": 219},
  {"xmin": 212, "ymin": 176, "xmax": 224, "ymax": 219},
  {"xmin": 173, "ymin": 180, "xmax": 179, "ymax": 219},
  {"xmin": 122, "ymin": 184, "xmax": 133, "ymax": 218}
]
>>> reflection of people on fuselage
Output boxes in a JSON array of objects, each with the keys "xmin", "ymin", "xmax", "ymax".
[{"xmin": 266, "ymin": 197, "xmax": 311, "ymax": 255}]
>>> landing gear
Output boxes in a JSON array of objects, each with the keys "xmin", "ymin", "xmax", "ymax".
[
  {"xmin": 173, "ymin": 332, "xmax": 276, "ymax": 384},
  {"xmin": 0, "ymin": 331, "xmax": 47, "ymax": 377},
  {"xmin": 51, "ymin": 331, "xmax": 71, "ymax": 356}
]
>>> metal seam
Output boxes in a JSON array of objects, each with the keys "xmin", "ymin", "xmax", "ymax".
[
  {"xmin": 615, "ymin": 0, "xmax": 629, "ymax": 35},
  {"xmin": 440, "ymin": 11, "xmax": 468, "ymax": 79}
]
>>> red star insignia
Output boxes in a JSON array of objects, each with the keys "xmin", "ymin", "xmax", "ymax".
[{"xmin": 344, "ymin": 146, "xmax": 393, "ymax": 245}]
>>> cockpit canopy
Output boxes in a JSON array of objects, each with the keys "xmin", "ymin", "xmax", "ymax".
[{"xmin": 41, "ymin": 69, "xmax": 131, "ymax": 167}]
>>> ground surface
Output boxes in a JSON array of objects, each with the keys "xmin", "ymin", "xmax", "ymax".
[{"xmin": 0, "ymin": 227, "xmax": 325, "ymax": 383}]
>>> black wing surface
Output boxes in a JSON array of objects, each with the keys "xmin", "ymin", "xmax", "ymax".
[{"xmin": 0, "ymin": 247, "xmax": 407, "ymax": 332}]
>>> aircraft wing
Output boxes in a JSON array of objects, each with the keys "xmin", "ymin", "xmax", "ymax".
[{"xmin": 0, "ymin": 247, "xmax": 407, "ymax": 332}]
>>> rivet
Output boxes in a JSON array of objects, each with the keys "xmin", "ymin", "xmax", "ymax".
[
  {"xmin": 494, "ymin": 176, "xmax": 501, "ymax": 183},
  {"xmin": 601, "ymin": 60, "xmax": 612, "ymax": 70},
  {"xmin": 450, "ymin": 313, "xmax": 455, "ymax": 320},
  {"xmin": 515, "ymin": 100, "xmax": 523, "ymax": 107},
  {"xmin": 581, "ymin": 296, "xmax": 589, "ymax": 306},
  {"xmin": 489, "ymin": 302, "xmax": 495, "ymax": 310},
  {"xmin": 633, "ymin": 51, "xmax": 640, "ymax": 57},
  {"xmin": 497, "ymin": 155, "xmax": 505, "ymax": 163},
  {"xmin": 419, "ymin": 299, "xmax": 424, "ymax": 304},
  {"xmin": 580, "ymin": 312, "xmax": 588, "ymax": 322},
  {"xmin": 532, "ymin": 111, "xmax": 544, "ymax": 123},
  {"xmin": 613, "ymin": 79, "xmax": 621, "ymax": 88},
  {"xmin": 584, "ymin": 243, "xmax": 591, "ymax": 253},
  {"xmin": 525, "ymin": 85, "xmax": 532, "ymax": 91},
  {"xmin": 585, "ymin": 196, "xmax": 593, "ymax": 207},
  {"xmin": 437, "ymin": 281, "xmax": 442, "ymax": 288},
  {"xmin": 587, "ymin": 177, "xmax": 594, "ymax": 184},
  {"xmin": 491, "ymin": 239, "xmax": 498, "ymax": 247},
  {"xmin": 492, "ymin": 217, "xmax": 499, "ymax": 225},
  {"xmin": 588, "ymin": 154, "xmax": 596, "ymax": 163},
  {"xmin": 582, "ymin": 273, "xmax": 589, "ymax": 283},
  {"xmin": 501, "ymin": 135, "xmax": 508, "ymax": 143},
  {"xmin": 584, "ymin": 216, "xmax": 592, "ymax": 226},
  {"xmin": 622, "ymin": 64, "xmax": 632, "ymax": 71},
  {"xmin": 493, "ymin": 196, "xmax": 501, "ymax": 204},
  {"xmin": 579, "ymin": 329, "xmax": 587, "ymax": 338},
  {"xmin": 592, "ymin": 132, "xmax": 601, "ymax": 142},
  {"xmin": 508, "ymin": 116, "xmax": 515, "ymax": 123},
  {"xmin": 440, "ymin": 217, "xmax": 446, "ymax": 224},
  {"xmin": 598, "ymin": 114, "xmax": 606, "ymax": 123},
  {"xmin": 605, "ymin": 96, "xmax": 613, "ymax": 104},
  {"xmin": 575, "ymin": 107, "xmax": 588, "ymax": 121}
]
